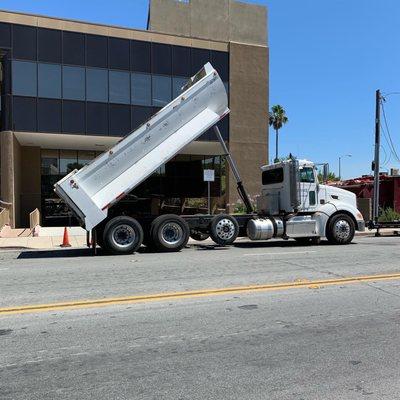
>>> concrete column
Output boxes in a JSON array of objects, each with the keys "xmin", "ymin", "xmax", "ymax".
[
  {"xmin": 227, "ymin": 42, "xmax": 269, "ymax": 211},
  {"xmin": 0, "ymin": 131, "xmax": 21, "ymax": 227}
]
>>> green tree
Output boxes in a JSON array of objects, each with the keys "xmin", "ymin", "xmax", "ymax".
[
  {"xmin": 317, "ymin": 171, "xmax": 340, "ymax": 183},
  {"xmin": 269, "ymin": 105, "xmax": 288, "ymax": 163}
]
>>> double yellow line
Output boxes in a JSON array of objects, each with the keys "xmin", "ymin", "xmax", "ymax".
[{"xmin": 1, "ymin": 272, "xmax": 400, "ymax": 316}]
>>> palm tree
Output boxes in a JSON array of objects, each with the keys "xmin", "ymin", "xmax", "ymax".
[{"xmin": 269, "ymin": 105, "xmax": 288, "ymax": 163}]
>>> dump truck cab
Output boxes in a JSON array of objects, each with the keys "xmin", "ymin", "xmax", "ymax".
[{"xmin": 256, "ymin": 158, "xmax": 365, "ymax": 243}]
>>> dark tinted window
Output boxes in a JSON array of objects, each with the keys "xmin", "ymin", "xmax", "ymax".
[
  {"xmin": 63, "ymin": 66, "xmax": 85, "ymax": 100},
  {"xmin": 172, "ymin": 46, "xmax": 191, "ymax": 77},
  {"xmin": 152, "ymin": 75, "xmax": 171, "ymax": 107},
  {"xmin": 86, "ymin": 34, "xmax": 108, "ymax": 68},
  {"xmin": 38, "ymin": 63, "xmax": 61, "ymax": 99},
  {"xmin": 262, "ymin": 168, "xmax": 284, "ymax": 185},
  {"xmin": 300, "ymin": 167, "xmax": 315, "ymax": 183},
  {"xmin": 37, "ymin": 98, "xmax": 61, "ymax": 132},
  {"xmin": 2, "ymin": 57, "xmax": 12, "ymax": 95},
  {"xmin": 219, "ymin": 115, "xmax": 229, "ymax": 141},
  {"xmin": 152, "ymin": 43, "xmax": 172, "ymax": 75},
  {"xmin": 38, "ymin": 28, "xmax": 61, "ymax": 63},
  {"xmin": 211, "ymin": 50, "xmax": 229, "ymax": 82},
  {"xmin": 131, "ymin": 73, "xmax": 151, "ymax": 106},
  {"xmin": 12, "ymin": 24, "xmax": 37, "ymax": 60},
  {"xmin": 109, "ymin": 70, "xmax": 130, "ymax": 104},
  {"xmin": 86, "ymin": 68, "xmax": 108, "ymax": 102},
  {"xmin": 63, "ymin": 31, "xmax": 85, "ymax": 65},
  {"xmin": 87, "ymin": 102, "xmax": 108, "ymax": 135},
  {"xmin": 109, "ymin": 104, "xmax": 131, "ymax": 136},
  {"xmin": 12, "ymin": 96, "xmax": 36, "ymax": 131},
  {"xmin": 62, "ymin": 100, "xmax": 85, "ymax": 134},
  {"xmin": 109, "ymin": 37, "xmax": 129, "ymax": 70},
  {"xmin": 0, "ymin": 23, "xmax": 11, "ymax": 48},
  {"xmin": 191, "ymin": 48, "xmax": 210, "ymax": 75},
  {"xmin": 131, "ymin": 106, "xmax": 153, "ymax": 129},
  {"xmin": 131, "ymin": 40, "xmax": 151, "ymax": 73},
  {"xmin": 12, "ymin": 61, "xmax": 37, "ymax": 97}
]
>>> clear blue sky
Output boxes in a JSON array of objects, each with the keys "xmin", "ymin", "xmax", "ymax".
[{"xmin": 2, "ymin": 0, "xmax": 400, "ymax": 179}]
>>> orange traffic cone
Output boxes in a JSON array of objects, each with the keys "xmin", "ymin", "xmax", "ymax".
[{"xmin": 60, "ymin": 227, "xmax": 71, "ymax": 247}]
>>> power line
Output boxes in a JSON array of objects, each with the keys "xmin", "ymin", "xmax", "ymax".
[{"xmin": 380, "ymin": 99, "xmax": 400, "ymax": 163}]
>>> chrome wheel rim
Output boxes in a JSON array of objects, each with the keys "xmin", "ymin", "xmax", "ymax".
[
  {"xmin": 111, "ymin": 225, "xmax": 136, "ymax": 248},
  {"xmin": 334, "ymin": 220, "xmax": 351, "ymax": 240},
  {"xmin": 215, "ymin": 218, "xmax": 235, "ymax": 240},
  {"xmin": 161, "ymin": 222, "xmax": 183, "ymax": 246}
]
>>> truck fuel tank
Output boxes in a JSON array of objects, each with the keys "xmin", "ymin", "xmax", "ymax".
[{"xmin": 247, "ymin": 217, "xmax": 284, "ymax": 240}]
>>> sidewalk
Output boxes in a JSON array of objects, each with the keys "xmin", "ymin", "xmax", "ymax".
[{"xmin": 0, "ymin": 228, "xmax": 398, "ymax": 251}]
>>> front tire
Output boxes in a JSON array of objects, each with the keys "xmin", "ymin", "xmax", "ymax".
[
  {"xmin": 209, "ymin": 214, "xmax": 239, "ymax": 246},
  {"xmin": 150, "ymin": 214, "xmax": 190, "ymax": 252},
  {"xmin": 326, "ymin": 214, "xmax": 355, "ymax": 245},
  {"xmin": 102, "ymin": 216, "xmax": 143, "ymax": 255}
]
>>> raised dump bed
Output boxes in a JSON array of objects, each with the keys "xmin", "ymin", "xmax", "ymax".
[{"xmin": 55, "ymin": 63, "xmax": 229, "ymax": 232}]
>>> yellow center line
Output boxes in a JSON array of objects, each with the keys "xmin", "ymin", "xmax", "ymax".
[{"xmin": 1, "ymin": 272, "xmax": 400, "ymax": 316}]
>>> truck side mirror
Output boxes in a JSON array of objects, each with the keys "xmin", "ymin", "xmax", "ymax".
[{"xmin": 323, "ymin": 164, "xmax": 329, "ymax": 182}]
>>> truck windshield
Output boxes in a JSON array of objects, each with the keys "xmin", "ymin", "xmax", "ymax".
[
  {"xmin": 300, "ymin": 167, "xmax": 315, "ymax": 183},
  {"xmin": 262, "ymin": 168, "xmax": 283, "ymax": 185}
]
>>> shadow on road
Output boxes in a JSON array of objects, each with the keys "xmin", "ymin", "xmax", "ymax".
[
  {"xmin": 16, "ymin": 244, "xmax": 177, "ymax": 259},
  {"xmin": 17, "ymin": 248, "xmax": 100, "ymax": 259},
  {"xmin": 233, "ymin": 240, "xmax": 332, "ymax": 249}
]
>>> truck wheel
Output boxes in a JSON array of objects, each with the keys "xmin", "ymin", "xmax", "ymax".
[
  {"xmin": 209, "ymin": 214, "xmax": 239, "ymax": 246},
  {"xmin": 326, "ymin": 214, "xmax": 355, "ymax": 245},
  {"xmin": 151, "ymin": 214, "xmax": 190, "ymax": 252},
  {"xmin": 190, "ymin": 232, "xmax": 210, "ymax": 241},
  {"xmin": 102, "ymin": 216, "xmax": 143, "ymax": 255}
]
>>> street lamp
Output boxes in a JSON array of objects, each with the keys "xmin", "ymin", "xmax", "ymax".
[{"xmin": 338, "ymin": 154, "xmax": 352, "ymax": 180}]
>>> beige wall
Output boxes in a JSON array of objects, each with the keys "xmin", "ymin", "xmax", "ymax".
[
  {"xmin": 148, "ymin": 0, "xmax": 267, "ymax": 46},
  {"xmin": 0, "ymin": 132, "xmax": 41, "ymax": 228},
  {"xmin": 0, "ymin": 131, "xmax": 21, "ymax": 227},
  {"xmin": 228, "ymin": 42, "xmax": 269, "ymax": 208}
]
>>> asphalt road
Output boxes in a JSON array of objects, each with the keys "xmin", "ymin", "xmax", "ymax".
[{"xmin": 1, "ymin": 236, "xmax": 400, "ymax": 399}]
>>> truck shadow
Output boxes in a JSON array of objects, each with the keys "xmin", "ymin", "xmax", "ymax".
[
  {"xmin": 233, "ymin": 240, "xmax": 331, "ymax": 249},
  {"xmin": 17, "ymin": 248, "xmax": 102, "ymax": 259}
]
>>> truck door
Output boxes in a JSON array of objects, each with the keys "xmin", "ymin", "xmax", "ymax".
[{"xmin": 299, "ymin": 166, "xmax": 318, "ymax": 211}]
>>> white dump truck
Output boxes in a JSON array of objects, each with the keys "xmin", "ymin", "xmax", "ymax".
[{"xmin": 54, "ymin": 63, "xmax": 365, "ymax": 254}]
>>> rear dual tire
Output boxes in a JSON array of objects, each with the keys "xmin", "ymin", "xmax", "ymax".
[
  {"xmin": 102, "ymin": 216, "xmax": 143, "ymax": 255},
  {"xmin": 149, "ymin": 214, "xmax": 190, "ymax": 252}
]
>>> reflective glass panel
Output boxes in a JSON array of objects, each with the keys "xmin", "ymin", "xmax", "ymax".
[
  {"xmin": 38, "ymin": 63, "xmax": 61, "ymax": 99},
  {"xmin": 131, "ymin": 73, "xmax": 151, "ymax": 106},
  {"xmin": 12, "ymin": 61, "xmax": 37, "ymax": 97},
  {"xmin": 86, "ymin": 68, "xmax": 108, "ymax": 102},
  {"xmin": 109, "ymin": 70, "xmax": 130, "ymax": 104},
  {"xmin": 172, "ymin": 77, "xmax": 187, "ymax": 99},
  {"xmin": 63, "ymin": 66, "xmax": 85, "ymax": 101},
  {"xmin": 152, "ymin": 75, "xmax": 171, "ymax": 107}
]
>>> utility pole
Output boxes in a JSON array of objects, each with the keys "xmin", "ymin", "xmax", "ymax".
[{"xmin": 373, "ymin": 89, "xmax": 381, "ymax": 227}]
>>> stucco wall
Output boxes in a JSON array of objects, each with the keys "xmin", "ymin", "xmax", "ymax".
[
  {"xmin": 0, "ymin": 131, "xmax": 21, "ymax": 227},
  {"xmin": 228, "ymin": 42, "xmax": 269, "ymax": 208},
  {"xmin": 148, "ymin": 0, "xmax": 267, "ymax": 46}
]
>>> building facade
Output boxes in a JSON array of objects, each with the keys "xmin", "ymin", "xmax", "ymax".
[{"xmin": 0, "ymin": 0, "xmax": 268, "ymax": 228}]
